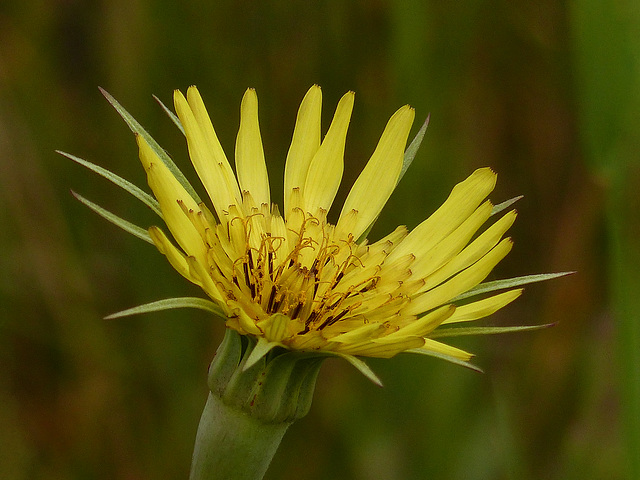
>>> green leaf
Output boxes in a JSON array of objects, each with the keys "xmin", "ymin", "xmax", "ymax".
[
  {"xmin": 398, "ymin": 114, "xmax": 430, "ymax": 185},
  {"xmin": 333, "ymin": 353, "xmax": 383, "ymax": 387},
  {"xmin": 60, "ymin": 151, "xmax": 162, "ymax": 217},
  {"xmin": 71, "ymin": 191, "xmax": 153, "ymax": 244},
  {"xmin": 406, "ymin": 348, "xmax": 484, "ymax": 373},
  {"xmin": 429, "ymin": 323, "xmax": 555, "ymax": 339},
  {"xmin": 154, "ymin": 94, "xmax": 185, "ymax": 135},
  {"xmin": 105, "ymin": 296, "xmax": 226, "ymax": 319},
  {"xmin": 453, "ymin": 271, "xmax": 575, "ymax": 302},
  {"xmin": 99, "ymin": 87, "xmax": 201, "ymax": 203},
  {"xmin": 491, "ymin": 195, "xmax": 523, "ymax": 216}
]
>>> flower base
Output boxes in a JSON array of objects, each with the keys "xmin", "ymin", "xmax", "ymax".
[
  {"xmin": 189, "ymin": 328, "xmax": 324, "ymax": 480},
  {"xmin": 190, "ymin": 392, "xmax": 290, "ymax": 480}
]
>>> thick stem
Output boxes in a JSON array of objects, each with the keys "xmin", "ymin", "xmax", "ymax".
[
  {"xmin": 189, "ymin": 329, "xmax": 323, "ymax": 480},
  {"xmin": 189, "ymin": 393, "xmax": 289, "ymax": 480}
]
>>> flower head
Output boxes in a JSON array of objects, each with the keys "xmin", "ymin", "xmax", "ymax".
[{"xmin": 66, "ymin": 85, "xmax": 567, "ymax": 381}]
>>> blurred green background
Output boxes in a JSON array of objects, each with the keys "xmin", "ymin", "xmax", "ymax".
[{"xmin": 1, "ymin": 1, "xmax": 638, "ymax": 479}]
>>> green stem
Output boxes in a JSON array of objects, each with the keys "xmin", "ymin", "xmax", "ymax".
[
  {"xmin": 189, "ymin": 329, "xmax": 324, "ymax": 480},
  {"xmin": 189, "ymin": 393, "xmax": 289, "ymax": 480}
]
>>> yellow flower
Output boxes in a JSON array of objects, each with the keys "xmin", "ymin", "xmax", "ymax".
[
  {"xmin": 138, "ymin": 85, "xmax": 518, "ymax": 363},
  {"xmin": 65, "ymin": 85, "xmax": 567, "ymax": 381}
]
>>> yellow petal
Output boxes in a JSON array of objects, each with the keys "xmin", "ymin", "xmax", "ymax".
[
  {"xmin": 406, "ymin": 238, "xmax": 513, "ymax": 315},
  {"xmin": 235, "ymin": 88, "xmax": 270, "ymax": 206},
  {"xmin": 148, "ymin": 226, "xmax": 200, "ymax": 286},
  {"xmin": 284, "ymin": 85, "xmax": 322, "ymax": 217},
  {"xmin": 256, "ymin": 313, "xmax": 290, "ymax": 343},
  {"xmin": 420, "ymin": 209, "xmax": 517, "ymax": 292},
  {"xmin": 232, "ymin": 307, "xmax": 263, "ymax": 336},
  {"xmin": 303, "ymin": 91, "xmax": 355, "ymax": 215},
  {"xmin": 410, "ymin": 200, "xmax": 493, "ymax": 281},
  {"xmin": 386, "ymin": 305, "xmax": 455, "ymax": 338},
  {"xmin": 137, "ymin": 135, "xmax": 206, "ymax": 262},
  {"xmin": 174, "ymin": 87, "xmax": 242, "ymax": 218},
  {"xmin": 389, "ymin": 167, "xmax": 497, "ymax": 262},
  {"xmin": 442, "ymin": 288, "xmax": 523, "ymax": 324},
  {"xmin": 335, "ymin": 335, "xmax": 425, "ymax": 358},
  {"xmin": 329, "ymin": 322, "xmax": 384, "ymax": 344},
  {"xmin": 336, "ymin": 105, "xmax": 415, "ymax": 239},
  {"xmin": 185, "ymin": 255, "xmax": 226, "ymax": 304},
  {"xmin": 289, "ymin": 330, "xmax": 329, "ymax": 350},
  {"xmin": 419, "ymin": 338, "xmax": 474, "ymax": 361}
]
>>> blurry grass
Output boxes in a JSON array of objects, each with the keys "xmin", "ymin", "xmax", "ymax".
[{"xmin": 570, "ymin": 0, "xmax": 640, "ymax": 478}]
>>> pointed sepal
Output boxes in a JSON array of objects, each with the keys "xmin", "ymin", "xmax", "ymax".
[
  {"xmin": 406, "ymin": 348, "xmax": 484, "ymax": 373},
  {"xmin": 71, "ymin": 191, "xmax": 153, "ymax": 244},
  {"xmin": 333, "ymin": 353, "xmax": 384, "ymax": 387},
  {"xmin": 104, "ymin": 296, "xmax": 226, "ymax": 320},
  {"xmin": 99, "ymin": 87, "xmax": 201, "ymax": 203},
  {"xmin": 398, "ymin": 114, "xmax": 430, "ymax": 185},
  {"xmin": 429, "ymin": 322, "xmax": 556, "ymax": 338},
  {"xmin": 453, "ymin": 271, "xmax": 575, "ymax": 302},
  {"xmin": 61, "ymin": 151, "xmax": 162, "ymax": 216}
]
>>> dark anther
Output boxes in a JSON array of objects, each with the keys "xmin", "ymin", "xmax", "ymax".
[
  {"xmin": 318, "ymin": 315, "xmax": 334, "ymax": 330},
  {"xmin": 310, "ymin": 258, "xmax": 318, "ymax": 274},
  {"xmin": 305, "ymin": 310, "xmax": 318, "ymax": 326},
  {"xmin": 267, "ymin": 285, "xmax": 277, "ymax": 312},
  {"xmin": 290, "ymin": 302, "xmax": 303, "ymax": 319},
  {"xmin": 248, "ymin": 249, "xmax": 255, "ymax": 269},
  {"xmin": 327, "ymin": 309, "xmax": 349, "ymax": 326},
  {"xmin": 272, "ymin": 298, "xmax": 283, "ymax": 312},
  {"xmin": 243, "ymin": 262, "xmax": 251, "ymax": 287}
]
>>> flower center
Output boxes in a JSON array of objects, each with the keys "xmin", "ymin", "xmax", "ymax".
[{"xmin": 223, "ymin": 207, "xmax": 383, "ymax": 334}]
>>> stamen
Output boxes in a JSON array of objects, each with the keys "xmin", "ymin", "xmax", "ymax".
[
  {"xmin": 201, "ymin": 197, "xmax": 412, "ymax": 343},
  {"xmin": 243, "ymin": 261, "xmax": 251, "ymax": 289},
  {"xmin": 305, "ymin": 310, "xmax": 319, "ymax": 327},
  {"xmin": 317, "ymin": 315, "xmax": 334, "ymax": 330},
  {"xmin": 267, "ymin": 284, "xmax": 277, "ymax": 312},
  {"xmin": 329, "ymin": 308, "xmax": 350, "ymax": 325},
  {"xmin": 290, "ymin": 301, "xmax": 303, "ymax": 320}
]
